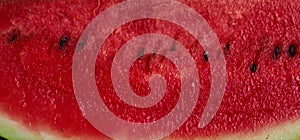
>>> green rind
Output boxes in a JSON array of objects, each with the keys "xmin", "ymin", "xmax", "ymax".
[{"xmin": 0, "ymin": 116, "xmax": 41, "ymax": 140}]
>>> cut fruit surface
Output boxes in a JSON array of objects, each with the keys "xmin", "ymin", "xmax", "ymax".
[{"xmin": 0, "ymin": 0, "xmax": 299, "ymax": 139}]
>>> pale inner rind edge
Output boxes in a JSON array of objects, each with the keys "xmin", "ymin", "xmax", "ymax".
[{"xmin": 0, "ymin": 114, "xmax": 299, "ymax": 140}]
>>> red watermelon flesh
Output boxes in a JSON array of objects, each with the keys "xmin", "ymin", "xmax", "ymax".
[{"xmin": 0, "ymin": 0, "xmax": 299, "ymax": 139}]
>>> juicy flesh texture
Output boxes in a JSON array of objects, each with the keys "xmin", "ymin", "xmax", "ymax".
[{"xmin": 0, "ymin": 0, "xmax": 300, "ymax": 139}]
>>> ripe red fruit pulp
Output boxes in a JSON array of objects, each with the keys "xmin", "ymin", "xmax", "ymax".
[{"xmin": 0, "ymin": 0, "xmax": 299, "ymax": 139}]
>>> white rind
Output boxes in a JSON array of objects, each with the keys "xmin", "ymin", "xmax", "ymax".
[{"xmin": 0, "ymin": 114, "xmax": 299, "ymax": 140}]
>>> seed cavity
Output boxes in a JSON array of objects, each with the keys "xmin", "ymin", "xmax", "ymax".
[
  {"xmin": 204, "ymin": 51, "xmax": 209, "ymax": 62},
  {"xmin": 289, "ymin": 44, "xmax": 296, "ymax": 57},
  {"xmin": 170, "ymin": 41, "xmax": 176, "ymax": 51},
  {"xmin": 58, "ymin": 36, "xmax": 69, "ymax": 49},
  {"xmin": 250, "ymin": 63, "xmax": 257, "ymax": 73},
  {"xmin": 137, "ymin": 47, "xmax": 145, "ymax": 57},
  {"xmin": 273, "ymin": 46, "xmax": 280, "ymax": 59}
]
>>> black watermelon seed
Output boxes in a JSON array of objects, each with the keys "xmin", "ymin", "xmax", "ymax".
[
  {"xmin": 204, "ymin": 51, "xmax": 209, "ymax": 62},
  {"xmin": 7, "ymin": 30, "xmax": 20, "ymax": 43},
  {"xmin": 273, "ymin": 46, "xmax": 280, "ymax": 59},
  {"xmin": 58, "ymin": 36, "xmax": 69, "ymax": 49},
  {"xmin": 225, "ymin": 43, "xmax": 230, "ymax": 51},
  {"xmin": 289, "ymin": 44, "xmax": 296, "ymax": 57},
  {"xmin": 8, "ymin": 34, "xmax": 19, "ymax": 43},
  {"xmin": 250, "ymin": 63, "xmax": 257, "ymax": 73},
  {"xmin": 0, "ymin": 136, "xmax": 7, "ymax": 140}
]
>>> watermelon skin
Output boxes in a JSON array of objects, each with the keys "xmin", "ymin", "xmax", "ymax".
[{"xmin": 0, "ymin": 0, "xmax": 299, "ymax": 139}]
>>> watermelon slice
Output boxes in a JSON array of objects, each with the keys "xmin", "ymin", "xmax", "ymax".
[{"xmin": 0, "ymin": 0, "xmax": 300, "ymax": 139}]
